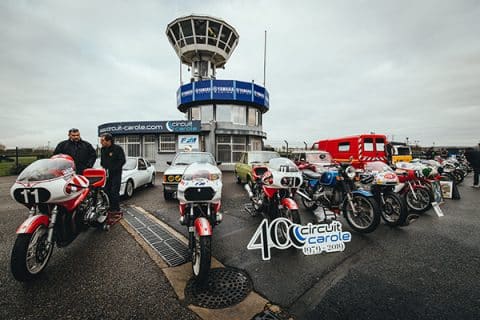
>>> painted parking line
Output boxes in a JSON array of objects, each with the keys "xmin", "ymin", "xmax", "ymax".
[{"xmin": 120, "ymin": 205, "xmax": 284, "ymax": 320}]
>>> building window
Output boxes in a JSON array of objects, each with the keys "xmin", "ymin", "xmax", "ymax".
[
  {"xmin": 191, "ymin": 107, "xmax": 201, "ymax": 120},
  {"xmin": 216, "ymin": 105, "xmax": 231, "ymax": 122},
  {"xmin": 248, "ymin": 137, "xmax": 262, "ymax": 151},
  {"xmin": 115, "ymin": 136, "xmax": 141, "ymax": 157},
  {"xmin": 232, "ymin": 106, "xmax": 246, "ymax": 125},
  {"xmin": 248, "ymin": 107, "xmax": 258, "ymax": 126},
  {"xmin": 216, "ymin": 135, "xmax": 247, "ymax": 163},
  {"xmin": 143, "ymin": 135, "xmax": 156, "ymax": 162},
  {"xmin": 159, "ymin": 134, "xmax": 176, "ymax": 152},
  {"xmin": 201, "ymin": 105, "xmax": 213, "ymax": 123}
]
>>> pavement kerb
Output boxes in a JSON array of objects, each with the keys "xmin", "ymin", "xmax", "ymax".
[{"xmin": 120, "ymin": 205, "xmax": 270, "ymax": 320}]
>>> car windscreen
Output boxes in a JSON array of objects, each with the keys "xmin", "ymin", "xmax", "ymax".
[
  {"xmin": 248, "ymin": 152, "xmax": 280, "ymax": 164},
  {"xmin": 123, "ymin": 158, "xmax": 137, "ymax": 170},
  {"xmin": 396, "ymin": 147, "xmax": 411, "ymax": 156},
  {"xmin": 173, "ymin": 153, "xmax": 215, "ymax": 165},
  {"xmin": 17, "ymin": 158, "xmax": 75, "ymax": 182}
]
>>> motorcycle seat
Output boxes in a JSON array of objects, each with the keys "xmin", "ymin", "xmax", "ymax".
[{"xmin": 303, "ymin": 169, "xmax": 322, "ymax": 180}]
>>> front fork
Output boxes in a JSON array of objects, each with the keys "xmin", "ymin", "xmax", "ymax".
[
  {"xmin": 342, "ymin": 181, "xmax": 358, "ymax": 214},
  {"xmin": 46, "ymin": 205, "xmax": 58, "ymax": 250}
]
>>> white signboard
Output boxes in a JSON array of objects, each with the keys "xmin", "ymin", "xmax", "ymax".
[
  {"xmin": 178, "ymin": 135, "xmax": 199, "ymax": 151},
  {"xmin": 247, "ymin": 218, "xmax": 351, "ymax": 260}
]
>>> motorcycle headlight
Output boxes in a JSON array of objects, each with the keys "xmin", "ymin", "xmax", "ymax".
[{"xmin": 346, "ymin": 166, "xmax": 356, "ymax": 179}]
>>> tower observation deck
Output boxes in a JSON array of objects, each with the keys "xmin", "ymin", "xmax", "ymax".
[{"xmin": 166, "ymin": 15, "xmax": 269, "ymax": 165}]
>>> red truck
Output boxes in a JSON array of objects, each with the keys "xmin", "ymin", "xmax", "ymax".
[{"xmin": 311, "ymin": 134, "xmax": 388, "ymax": 169}]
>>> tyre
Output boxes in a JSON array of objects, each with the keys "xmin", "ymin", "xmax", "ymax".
[
  {"xmin": 405, "ymin": 187, "xmax": 432, "ymax": 213},
  {"xmin": 343, "ymin": 194, "xmax": 380, "ymax": 233},
  {"xmin": 94, "ymin": 190, "xmax": 110, "ymax": 229},
  {"xmin": 381, "ymin": 191, "xmax": 408, "ymax": 227},
  {"xmin": 453, "ymin": 170, "xmax": 464, "ymax": 185},
  {"xmin": 274, "ymin": 206, "xmax": 302, "ymax": 243},
  {"xmin": 11, "ymin": 225, "xmax": 54, "ymax": 281},
  {"xmin": 192, "ymin": 233, "xmax": 211, "ymax": 286},
  {"xmin": 163, "ymin": 189, "xmax": 173, "ymax": 201},
  {"xmin": 149, "ymin": 174, "xmax": 156, "ymax": 187},
  {"xmin": 125, "ymin": 180, "xmax": 134, "ymax": 198}
]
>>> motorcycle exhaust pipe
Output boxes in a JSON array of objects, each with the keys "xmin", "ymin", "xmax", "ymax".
[
  {"xmin": 244, "ymin": 184, "xmax": 254, "ymax": 199},
  {"xmin": 296, "ymin": 190, "xmax": 313, "ymax": 202}
]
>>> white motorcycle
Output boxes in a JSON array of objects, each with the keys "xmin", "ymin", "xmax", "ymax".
[{"xmin": 177, "ymin": 162, "xmax": 223, "ymax": 285}]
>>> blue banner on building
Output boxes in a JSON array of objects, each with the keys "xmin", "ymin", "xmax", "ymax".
[
  {"xmin": 177, "ymin": 79, "xmax": 269, "ymax": 111},
  {"xmin": 98, "ymin": 120, "xmax": 201, "ymax": 135}
]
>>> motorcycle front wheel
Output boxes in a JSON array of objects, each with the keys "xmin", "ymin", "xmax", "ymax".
[
  {"xmin": 343, "ymin": 194, "xmax": 380, "ymax": 233},
  {"xmin": 191, "ymin": 232, "xmax": 211, "ymax": 286},
  {"xmin": 405, "ymin": 187, "xmax": 432, "ymax": 213},
  {"xmin": 381, "ymin": 191, "xmax": 409, "ymax": 227},
  {"xmin": 275, "ymin": 207, "xmax": 301, "ymax": 243},
  {"xmin": 11, "ymin": 225, "xmax": 54, "ymax": 281}
]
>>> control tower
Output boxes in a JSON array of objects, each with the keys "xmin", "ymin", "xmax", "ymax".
[{"xmin": 166, "ymin": 15, "xmax": 269, "ymax": 165}]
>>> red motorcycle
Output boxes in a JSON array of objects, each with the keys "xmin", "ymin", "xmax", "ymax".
[
  {"xmin": 244, "ymin": 158, "xmax": 302, "ymax": 240},
  {"xmin": 395, "ymin": 168, "xmax": 432, "ymax": 213},
  {"xmin": 9, "ymin": 154, "xmax": 110, "ymax": 281}
]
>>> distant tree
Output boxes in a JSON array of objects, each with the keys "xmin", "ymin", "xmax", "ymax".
[{"xmin": 0, "ymin": 143, "xmax": 5, "ymax": 151}]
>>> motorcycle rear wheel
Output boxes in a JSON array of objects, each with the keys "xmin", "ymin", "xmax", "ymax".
[
  {"xmin": 405, "ymin": 187, "xmax": 432, "ymax": 213},
  {"xmin": 11, "ymin": 225, "xmax": 54, "ymax": 282},
  {"xmin": 381, "ymin": 191, "xmax": 408, "ymax": 227},
  {"xmin": 192, "ymin": 233, "xmax": 211, "ymax": 286},
  {"xmin": 343, "ymin": 195, "xmax": 380, "ymax": 233}
]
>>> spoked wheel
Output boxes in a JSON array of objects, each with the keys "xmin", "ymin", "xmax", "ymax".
[
  {"xmin": 273, "ymin": 206, "xmax": 301, "ymax": 244},
  {"xmin": 381, "ymin": 191, "xmax": 408, "ymax": 227},
  {"xmin": 11, "ymin": 225, "xmax": 54, "ymax": 281},
  {"xmin": 343, "ymin": 194, "xmax": 380, "ymax": 233},
  {"xmin": 405, "ymin": 187, "xmax": 432, "ymax": 213},
  {"xmin": 94, "ymin": 190, "xmax": 110, "ymax": 230},
  {"xmin": 453, "ymin": 170, "xmax": 464, "ymax": 184},
  {"xmin": 191, "ymin": 232, "xmax": 211, "ymax": 286}
]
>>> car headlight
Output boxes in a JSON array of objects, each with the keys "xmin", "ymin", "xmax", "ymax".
[
  {"xmin": 346, "ymin": 166, "xmax": 356, "ymax": 179},
  {"xmin": 209, "ymin": 173, "xmax": 220, "ymax": 181},
  {"xmin": 175, "ymin": 175, "xmax": 181, "ymax": 182},
  {"xmin": 168, "ymin": 175, "xmax": 175, "ymax": 182}
]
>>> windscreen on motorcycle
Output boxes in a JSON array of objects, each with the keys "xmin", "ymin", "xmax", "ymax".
[
  {"xmin": 268, "ymin": 158, "xmax": 299, "ymax": 172},
  {"xmin": 365, "ymin": 161, "xmax": 394, "ymax": 173},
  {"xmin": 17, "ymin": 158, "xmax": 75, "ymax": 182}
]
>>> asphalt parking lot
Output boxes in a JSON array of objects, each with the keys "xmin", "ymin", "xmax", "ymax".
[{"xmin": 1, "ymin": 172, "xmax": 480, "ymax": 319}]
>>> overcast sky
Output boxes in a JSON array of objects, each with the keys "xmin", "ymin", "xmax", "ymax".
[{"xmin": 1, "ymin": 0, "xmax": 479, "ymax": 149}]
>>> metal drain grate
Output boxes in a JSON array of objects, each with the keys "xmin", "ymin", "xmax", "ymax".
[
  {"xmin": 185, "ymin": 267, "xmax": 253, "ymax": 309},
  {"xmin": 123, "ymin": 207, "xmax": 189, "ymax": 267}
]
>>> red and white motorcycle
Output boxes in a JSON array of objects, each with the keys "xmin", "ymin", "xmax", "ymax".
[{"xmin": 9, "ymin": 154, "xmax": 110, "ymax": 281}]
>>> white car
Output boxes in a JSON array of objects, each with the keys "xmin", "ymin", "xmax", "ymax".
[
  {"xmin": 94, "ymin": 157, "xmax": 156, "ymax": 198},
  {"xmin": 163, "ymin": 152, "xmax": 219, "ymax": 200}
]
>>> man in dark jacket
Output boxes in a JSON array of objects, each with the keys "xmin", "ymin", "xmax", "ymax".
[
  {"xmin": 54, "ymin": 128, "xmax": 97, "ymax": 174},
  {"xmin": 465, "ymin": 146, "xmax": 480, "ymax": 188},
  {"xmin": 100, "ymin": 133, "xmax": 126, "ymax": 219}
]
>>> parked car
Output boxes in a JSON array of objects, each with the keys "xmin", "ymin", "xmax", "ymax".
[
  {"xmin": 289, "ymin": 150, "xmax": 334, "ymax": 172},
  {"xmin": 234, "ymin": 151, "xmax": 280, "ymax": 184},
  {"xmin": 162, "ymin": 152, "xmax": 219, "ymax": 200},
  {"xmin": 94, "ymin": 157, "xmax": 156, "ymax": 198}
]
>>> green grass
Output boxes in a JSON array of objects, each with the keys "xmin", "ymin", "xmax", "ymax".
[{"xmin": 0, "ymin": 156, "xmax": 37, "ymax": 176}]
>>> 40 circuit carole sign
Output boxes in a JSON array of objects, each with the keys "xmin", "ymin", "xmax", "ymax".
[
  {"xmin": 247, "ymin": 218, "xmax": 352, "ymax": 260},
  {"xmin": 98, "ymin": 121, "xmax": 201, "ymax": 135}
]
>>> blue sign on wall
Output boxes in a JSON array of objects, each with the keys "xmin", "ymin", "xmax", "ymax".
[
  {"xmin": 177, "ymin": 79, "xmax": 269, "ymax": 112},
  {"xmin": 98, "ymin": 120, "xmax": 201, "ymax": 136}
]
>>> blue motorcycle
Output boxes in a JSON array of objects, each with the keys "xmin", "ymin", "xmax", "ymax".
[{"xmin": 296, "ymin": 163, "xmax": 381, "ymax": 233}]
